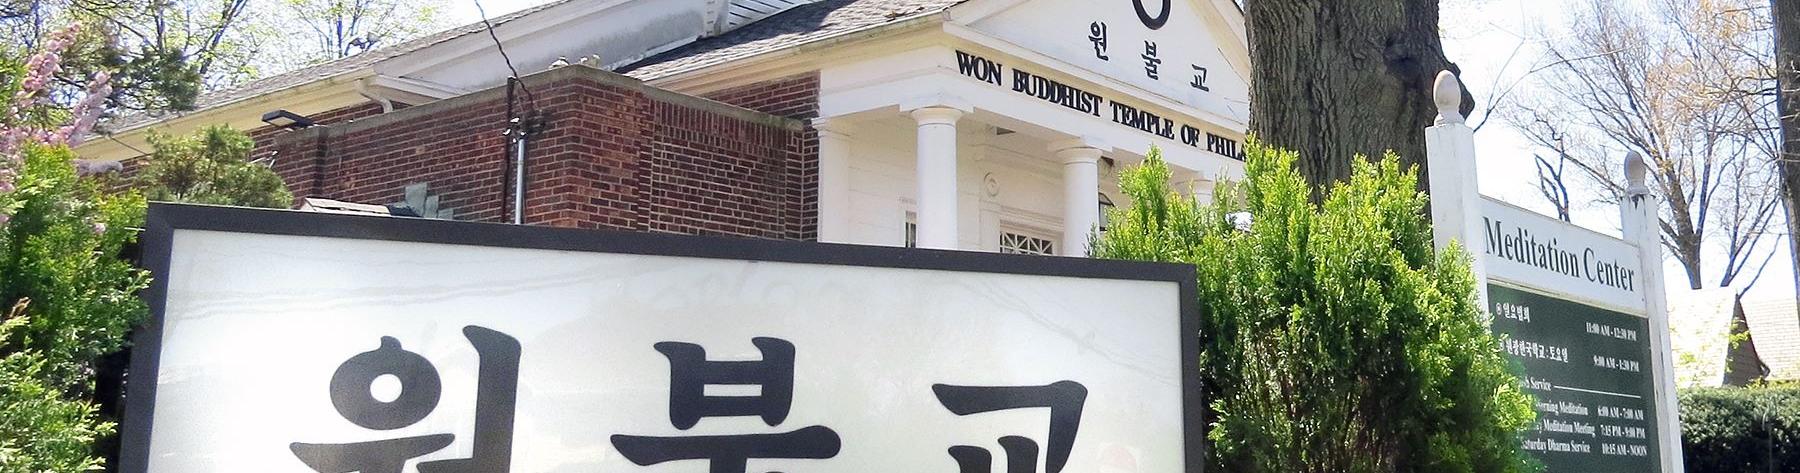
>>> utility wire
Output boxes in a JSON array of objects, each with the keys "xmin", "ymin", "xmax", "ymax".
[{"xmin": 473, "ymin": 0, "xmax": 536, "ymax": 108}]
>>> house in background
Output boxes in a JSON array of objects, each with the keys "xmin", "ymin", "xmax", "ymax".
[
  {"xmin": 1669, "ymin": 289, "xmax": 1759, "ymax": 387},
  {"xmin": 1741, "ymin": 297, "xmax": 1800, "ymax": 383},
  {"xmin": 76, "ymin": 0, "xmax": 1253, "ymax": 257},
  {"xmin": 1671, "ymin": 290, "xmax": 1800, "ymax": 387}
]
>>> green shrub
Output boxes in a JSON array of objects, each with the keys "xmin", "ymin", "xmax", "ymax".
[
  {"xmin": 139, "ymin": 125, "xmax": 292, "ymax": 208},
  {"xmin": 1093, "ymin": 141, "xmax": 1538, "ymax": 473},
  {"xmin": 1679, "ymin": 385, "xmax": 1800, "ymax": 472},
  {"xmin": 0, "ymin": 314, "xmax": 110, "ymax": 473},
  {"xmin": 0, "ymin": 24, "xmax": 149, "ymax": 472},
  {"xmin": 0, "ymin": 144, "xmax": 148, "ymax": 473}
]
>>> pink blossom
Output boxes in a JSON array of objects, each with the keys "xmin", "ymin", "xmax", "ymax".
[
  {"xmin": 2, "ymin": 23, "xmax": 107, "ymax": 154},
  {"xmin": 91, "ymin": 222, "xmax": 106, "ymax": 234},
  {"xmin": 60, "ymin": 72, "xmax": 111, "ymax": 146}
]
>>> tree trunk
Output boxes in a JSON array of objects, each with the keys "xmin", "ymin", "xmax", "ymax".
[
  {"xmin": 1244, "ymin": 0, "xmax": 1467, "ymax": 192},
  {"xmin": 1773, "ymin": 0, "xmax": 1800, "ymax": 311}
]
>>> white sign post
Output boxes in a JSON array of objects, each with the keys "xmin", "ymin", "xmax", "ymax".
[
  {"xmin": 119, "ymin": 204, "xmax": 1204, "ymax": 473},
  {"xmin": 1425, "ymin": 71, "xmax": 1683, "ymax": 473}
]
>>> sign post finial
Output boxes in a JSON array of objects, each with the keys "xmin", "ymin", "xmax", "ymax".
[
  {"xmin": 1625, "ymin": 151, "xmax": 1650, "ymax": 197},
  {"xmin": 1433, "ymin": 71, "xmax": 1465, "ymax": 125}
]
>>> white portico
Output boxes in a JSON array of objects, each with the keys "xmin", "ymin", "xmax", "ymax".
[{"xmin": 788, "ymin": 0, "xmax": 1252, "ymax": 255}]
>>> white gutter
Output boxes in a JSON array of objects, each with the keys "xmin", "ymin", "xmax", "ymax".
[
  {"xmin": 138, "ymin": 67, "xmax": 376, "ymax": 134},
  {"xmin": 356, "ymin": 78, "xmax": 395, "ymax": 113}
]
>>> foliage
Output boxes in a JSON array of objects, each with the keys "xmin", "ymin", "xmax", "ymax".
[
  {"xmin": 139, "ymin": 125, "xmax": 292, "ymax": 208},
  {"xmin": 0, "ymin": 310, "xmax": 112, "ymax": 473},
  {"xmin": 0, "ymin": 0, "xmax": 258, "ymax": 113},
  {"xmin": 0, "ymin": 0, "xmax": 449, "ymax": 118},
  {"xmin": 0, "ymin": 24, "xmax": 149, "ymax": 473},
  {"xmin": 1679, "ymin": 384, "xmax": 1800, "ymax": 472},
  {"xmin": 1093, "ymin": 142, "xmax": 1539, "ymax": 473}
]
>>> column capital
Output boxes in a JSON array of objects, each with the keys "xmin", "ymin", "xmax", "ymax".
[
  {"xmin": 1171, "ymin": 168, "xmax": 1211, "ymax": 185},
  {"xmin": 1050, "ymin": 137, "xmax": 1107, "ymax": 164},
  {"xmin": 910, "ymin": 107, "xmax": 966, "ymax": 126},
  {"xmin": 902, "ymin": 94, "xmax": 972, "ymax": 121},
  {"xmin": 1048, "ymin": 137, "xmax": 1110, "ymax": 152}
]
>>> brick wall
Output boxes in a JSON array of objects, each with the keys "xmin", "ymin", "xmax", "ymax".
[
  {"xmin": 700, "ymin": 73, "xmax": 820, "ymax": 240},
  {"xmin": 263, "ymin": 66, "xmax": 814, "ymax": 240},
  {"xmin": 702, "ymin": 73, "xmax": 819, "ymax": 119}
]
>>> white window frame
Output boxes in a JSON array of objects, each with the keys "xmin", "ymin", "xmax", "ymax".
[{"xmin": 998, "ymin": 225, "xmax": 1058, "ymax": 256}]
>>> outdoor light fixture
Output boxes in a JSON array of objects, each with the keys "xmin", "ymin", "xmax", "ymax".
[{"xmin": 260, "ymin": 109, "xmax": 316, "ymax": 130}]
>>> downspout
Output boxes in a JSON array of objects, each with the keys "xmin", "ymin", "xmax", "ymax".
[
  {"xmin": 355, "ymin": 79, "xmax": 396, "ymax": 113},
  {"xmin": 503, "ymin": 77, "xmax": 543, "ymax": 225},
  {"xmin": 513, "ymin": 132, "xmax": 527, "ymax": 225},
  {"xmin": 505, "ymin": 78, "xmax": 524, "ymax": 224}
]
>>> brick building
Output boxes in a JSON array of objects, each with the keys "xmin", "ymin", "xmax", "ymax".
[
  {"xmin": 262, "ymin": 67, "xmax": 816, "ymax": 238},
  {"xmin": 80, "ymin": 0, "xmax": 1253, "ymax": 256}
]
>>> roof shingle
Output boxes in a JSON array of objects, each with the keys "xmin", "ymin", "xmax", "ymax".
[
  {"xmin": 619, "ymin": 0, "xmax": 965, "ymax": 81},
  {"xmin": 1743, "ymin": 298, "xmax": 1800, "ymax": 380}
]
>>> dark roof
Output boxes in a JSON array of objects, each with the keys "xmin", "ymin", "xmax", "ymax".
[
  {"xmin": 101, "ymin": 0, "xmax": 575, "ymax": 132},
  {"xmin": 1743, "ymin": 298, "xmax": 1800, "ymax": 380},
  {"xmin": 619, "ymin": 0, "xmax": 965, "ymax": 81}
]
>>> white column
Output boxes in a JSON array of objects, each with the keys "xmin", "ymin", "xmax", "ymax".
[
  {"xmin": 1423, "ymin": 71, "xmax": 1490, "ymax": 308},
  {"xmin": 813, "ymin": 118, "xmax": 853, "ymax": 243},
  {"xmin": 911, "ymin": 106, "xmax": 965, "ymax": 250},
  {"xmin": 1174, "ymin": 170, "xmax": 1214, "ymax": 204},
  {"xmin": 1053, "ymin": 140, "xmax": 1104, "ymax": 257},
  {"xmin": 1621, "ymin": 152, "xmax": 1685, "ymax": 473}
]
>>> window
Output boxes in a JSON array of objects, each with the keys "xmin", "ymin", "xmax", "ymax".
[
  {"xmin": 1098, "ymin": 192, "xmax": 1116, "ymax": 233},
  {"xmin": 904, "ymin": 212, "xmax": 917, "ymax": 248},
  {"xmin": 999, "ymin": 231, "xmax": 1056, "ymax": 256}
]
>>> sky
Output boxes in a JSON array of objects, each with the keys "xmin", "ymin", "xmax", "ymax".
[
  {"xmin": 444, "ymin": 0, "xmax": 1797, "ymax": 303},
  {"xmin": 447, "ymin": 0, "xmax": 546, "ymax": 26}
]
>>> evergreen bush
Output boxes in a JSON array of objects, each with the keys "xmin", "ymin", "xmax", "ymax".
[
  {"xmin": 140, "ymin": 125, "xmax": 292, "ymax": 208},
  {"xmin": 1093, "ymin": 140, "xmax": 1538, "ymax": 473},
  {"xmin": 1679, "ymin": 385, "xmax": 1800, "ymax": 472}
]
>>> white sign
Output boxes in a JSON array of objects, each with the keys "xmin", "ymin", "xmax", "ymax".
[
  {"xmin": 1480, "ymin": 198, "xmax": 1646, "ymax": 314},
  {"xmin": 123, "ymin": 205, "xmax": 1202, "ymax": 473}
]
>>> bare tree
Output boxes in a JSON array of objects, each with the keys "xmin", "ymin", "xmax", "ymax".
[
  {"xmin": 267, "ymin": 0, "xmax": 448, "ymax": 69},
  {"xmin": 1505, "ymin": 0, "xmax": 1783, "ymax": 292},
  {"xmin": 1534, "ymin": 152, "xmax": 1575, "ymax": 223}
]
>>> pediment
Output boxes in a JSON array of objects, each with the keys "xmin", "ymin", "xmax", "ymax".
[{"xmin": 954, "ymin": 0, "xmax": 1249, "ymax": 125}]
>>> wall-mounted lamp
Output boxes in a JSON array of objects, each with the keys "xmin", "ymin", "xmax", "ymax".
[{"xmin": 261, "ymin": 109, "xmax": 316, "ymax": 130}]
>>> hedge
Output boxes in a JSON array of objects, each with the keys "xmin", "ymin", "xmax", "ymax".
[{"xmin": 1679, "ymin": 385, "xmax": 1800, "ymax": 472}]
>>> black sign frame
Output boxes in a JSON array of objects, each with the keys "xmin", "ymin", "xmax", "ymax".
[{"xmin": 121, "ymin": 203, "xmax": 1205, "ymax": 473}]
